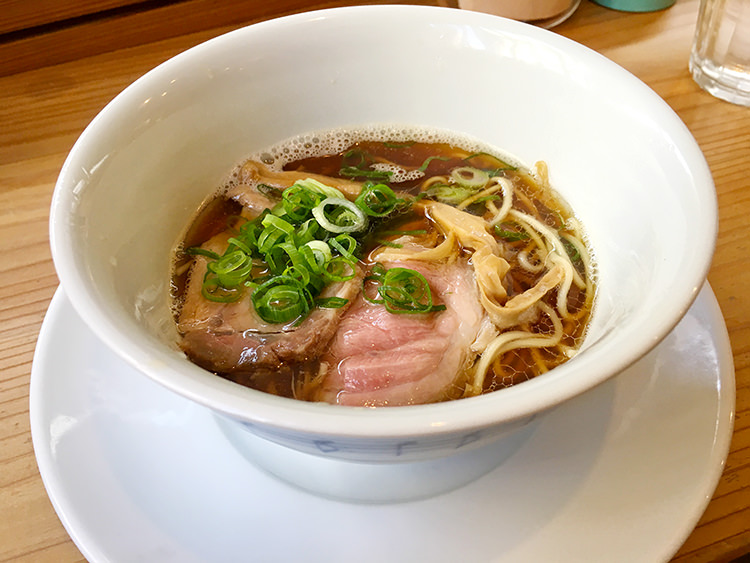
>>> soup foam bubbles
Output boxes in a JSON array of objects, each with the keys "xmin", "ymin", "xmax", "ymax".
[{"xmin": 222, "ymin": 124, "xmax": 525, "ymax": 192}]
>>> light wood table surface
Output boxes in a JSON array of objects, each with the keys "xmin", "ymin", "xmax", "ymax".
[{"xmin": 1, "ymin": 0, "xmax": 748, "ymax": 561}]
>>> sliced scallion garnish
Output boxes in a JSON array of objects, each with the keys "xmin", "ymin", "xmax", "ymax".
[
  {"xmin": 494, "ymin": 223, "xmax": 530, "ymax": 242},
  {"xmin": 312, "ymin": 197, "xmax": 368, "ymax": 233},
  {"xmin": 562, "ymin": 238, "xmax": 581, "ymax": 263},
  {"xmin": 339, "ymin": 149, "xmax": 393, "ymax": 181},
  {"xmin": 185, "ymin": 247, "xmax": 220, "ymax": 260},
  {"xmin": 418, "ymin": 155, "xmax": 450, "ymax": 172},
  {"xmin": 451, "ymin": 166, "xmax": 489, "ymax": 189},
  {"xmin": 364, "ymin": 264, "xmax": 445, "ymax": 314},
  {"xmin": 251, "ymin": 275, "xmax": 314, "ymax": 324},
  {"xmin": 463, "ymin": 151, "xmax": 516, "ymax": 171},
  {"xmin": 339, "ymin": 166, "xmax": 393, "ymax": 180},
  {"xmin": 322, "ymin": 256, "xmax": 357, "ymax": 283},
  {"xmin": 375, "ymin": 240, "xmax": 403, "ymax": 248},
  {"xmin": 316, "ymin": 296, "xmax": 349, "ymax": 308},
  {"xmin": 422, "ymin": 184, "xmax": 475, "ymax": 205},
  {"xmin": 354, "ymin": 182, "xmax": 404, "ymax": 217},
  {"xmin": 190, "ymin": 175, "xmax": 430, "ymax": 323}
]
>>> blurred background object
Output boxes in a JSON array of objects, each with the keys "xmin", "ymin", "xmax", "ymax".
[
  {"xmin": 690, "ymin": 0, "xmax": 750, "ymax": 107},
  {"xmin": 591, "ymin": 0, "xmax": 676, "ymax": 11},
  {"xmin": 457, "ymin": 0, "xmax": 581, "ymax": 27}
]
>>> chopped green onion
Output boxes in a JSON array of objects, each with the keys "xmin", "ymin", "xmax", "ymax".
[
  {"xmin": 371, "ymin": 262, "xmax": 387, "ymax": 276},
  {"xmin": 263, "ymin": 244, "xmax": 290, "ymax": 274},
  {"xmin": 562, "ymin": 238, "xmax": 581, "ymax": 263},
  {"xmin": 292, "ymin": 178, "xmax": 346, "ymax": 200},
  {"xmin": 355, "ymin": 182, "xmax": 402, "ymax": 217},
  {"xmin": 473, "ymin": 195, "xmax": 500, "ymax": 204},
  {"xmin": 257, "ymin": 183, "xmax": 283, "ymax": 198},
  {"xmin": 300, "ymin": 240, "xmax": 332, "ymax": 273},
  {"xmin": 237, "ymin": 219, "xmax": 261, "ymax": 248},
  {"xmin": 283, "ymin": 264, "xmax": 312, "ymax": 287},
  {"xmin": 316, "ymin": 296, "xmax": 349, "ymax": 308},
  {"xmin": 340, "ymin": 166, "xmax": 393, "ymax": 180},
  {"xmin": 251, "ymin": 275, "xmax": 313, "ymax": 324},
  {"xmin": 339, "ymin": 149, "xmax": 395, "ymax": 181},
  {"xmin": 294, "ymin": 218, "xmax": 320, "ymax": 246},
  {"xmin": 342, "ymin": 148, "xmax": 366, "ymax": 166},
  {"xmin": 282, "ymin": 183, "xmax": 323, "ymax": 221},
  {"xmin": 227, "ymin": 236, "xmax": 254, "ymax": 255},
  {"xmin": 418, "ymin": 155, "xmax": 450, "ymax": 172},
  {"xmin": 261, "ymin": 214, "xmax": 295, "ymax": 236},
  {"xmin": 375, "ymin": 240, "xmax": 403, "ymax": 248},
  {"xmin": 322, "ymin": 256, "xmax": 356, "ymax": 283},
  {"xmin": 423, "ymin": 184, "xmax": 476, "ymax": 205},
  {"xmin": 191, "ymin": 176, "xmax": 423, "ymax": 324},
  {"xmin": 277, "ymin": 241, "xmax": 305, "ymax": 270},
  {"xmin": 330, "ymin": 234, "xmax": 358, "ymax": 261},
  {"xmin": 256, "ymin": 225, "xmax": 288, "ymax": 254},
  {"xmin": 312, "ymin": 197, "xmax": 368, "ymax": 233},
  {"xmin": 208, "ymin": 251, "xmax": 249, "ymax": 276},
  {"xmin": 451, "ymin": 166, "xmax": 489, "ymax": 189},
  {"xmin": 201, "ymin": 271, "xmax": 244, "ymax": 303},
  {"xmin": 364, "ymin": 263, "xmax": 445, "ymax": 314},
  {"xmin": 463, "ymin": 152, "xmax": 516, "ymax": 170},
  {"xmin": 207, "ymin": 250, "xmax": 254, "ymax": 287},
  {"xmin": 494, "ymin": 223, "xmax": 530, "ymax": 242},
  {"xmin": 185, "ymin": 247, "xmax": 220, "ymax": 260}
]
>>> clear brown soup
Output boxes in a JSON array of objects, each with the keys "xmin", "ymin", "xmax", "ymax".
[{"xmin": 172, "ymin": 138, "xmax": 594, "ymax": 403}]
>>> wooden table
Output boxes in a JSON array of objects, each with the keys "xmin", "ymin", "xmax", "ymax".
[{"xmin": 1, "ymin": 0, "xmax": 747, "ymax": 561}]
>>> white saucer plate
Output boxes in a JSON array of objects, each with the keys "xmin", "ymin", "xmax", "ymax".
[{"xmin": 30, "ymin": 284, "xmax": 734, "ymax": 563}]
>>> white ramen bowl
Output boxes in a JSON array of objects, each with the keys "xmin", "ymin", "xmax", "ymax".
[{"xmin": 50, "ymin": 6, "xmax": 716, "ymax": 502}]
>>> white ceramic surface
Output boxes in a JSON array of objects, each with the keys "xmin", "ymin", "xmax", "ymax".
[
  {"xmin": 49, "ymin": 5, "xmax": 717, "ymax": 462},
  {"xmin": 31, "ymin": 284, "xmax": 734, "ymax": 562}
]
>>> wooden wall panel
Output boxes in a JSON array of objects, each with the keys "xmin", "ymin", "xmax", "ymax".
[
  {"xmin": 0, "ymin": 0, "xmax": 435, "ymax": 77},
  {"xmin": 0, "ymin": 0, "xmax": 148, "ymax": 34}
]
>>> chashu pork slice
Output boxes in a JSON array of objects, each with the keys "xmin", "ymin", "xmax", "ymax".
[
  {"xmin": 178, "ymin": 163, "xmax": 365, "ymax": 378},
  {"xmin": 178, "ymin": 231, "xmax": 364, "ymax": 375},
  {"xmin": 318, "ymin": 258, "xmax": 484, "ymax": 406}
]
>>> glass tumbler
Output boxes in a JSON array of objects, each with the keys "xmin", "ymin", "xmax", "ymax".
[{"xmin": 690, "ymin": 0, "xmax": 750, "ymax": 107}]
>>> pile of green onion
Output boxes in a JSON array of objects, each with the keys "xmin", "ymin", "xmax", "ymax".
[{"xmin": 188, "ymin": 178, "xmax": 442, "ymax": 324}]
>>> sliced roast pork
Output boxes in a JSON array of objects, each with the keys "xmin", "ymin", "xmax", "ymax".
[
  {"xmin": 177, "ymin": 233, "xmax": 364, "ymax": 379},
  {"xmin": 177, "ymin": 162, "xmax": 366, "ymax": 383},
  {"xmin": 318, "ymin": 259, "xmax": 484, "ymax": 406}
]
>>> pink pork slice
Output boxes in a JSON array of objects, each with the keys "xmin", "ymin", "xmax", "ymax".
[{"xmin": 319, "ymin": 259, "xmax": 484, "ymax": 406}]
